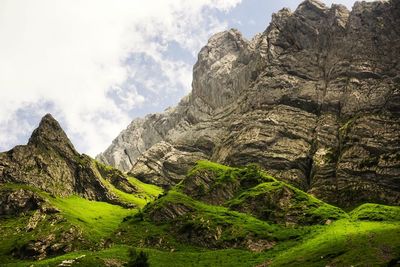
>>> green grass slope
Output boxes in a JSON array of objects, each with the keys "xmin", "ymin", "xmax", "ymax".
[
  {"xmin": 3, "ymin": 246, "xmax": 271, "ymax": 267},
  {"xmin": 1, "ymin": 161, "xmax": 399, "ymax": 267},
  {"xmin": 0, "ymin": 184, "xmax": 138, "ymax": 263},
  {"xmin": 270, "ymin": 219, "xmax": 400, "ymax": 266},
  {"xmin": 350, "ymin": 203, "xmax": 400, "ymax": 221},
  {"xmin": 0, "ymin": 175, "xmax": 162, "ymax": 264},
  {"xmin": 48, "ymin": 195, "xmax": 136, "ymax": 242},
  {"xmin": 10, "ymin": 213, "xmax": 400, "ymax": 267},
  {"xmin": 94, "ymin": 161, "xmax": 163, "ymax": 208}
]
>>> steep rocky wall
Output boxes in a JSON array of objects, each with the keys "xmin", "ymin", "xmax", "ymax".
[{"xmin": 97, "ymin": 0, "xmax": 400, "ymax": 207}]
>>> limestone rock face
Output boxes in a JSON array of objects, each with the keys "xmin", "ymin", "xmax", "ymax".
[
  {"xmin": 98, "ymin": 0, "xmax": 400, "ymax": 207},
  {"xmin": 0, "ymin": 114, "xmax": 135, "ymax": 205},
  {"xmin": 192, "ymin": 29, "xmax": 249, "ymax": 110}
]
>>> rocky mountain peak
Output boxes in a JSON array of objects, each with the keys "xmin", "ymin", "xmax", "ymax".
[
  {"xmin": 296, "ymin": 0, "xmax": 328, "ymax": 15},
  {"xmin": 294, "ymin": 0, "xmax": 351, "ymax": 27},
  {"xmin": 191, "ymin": 28, "xmax": 249, "ymax": 110},
  {"xmin": 98, "ymin": 0, "xmax": 400, "ymax": 208},
  {"xmin": 0, "ymin": 113, "xmax": 139, "ymax": 205},
  {"xmin": 28, "ymin": 114, "xmax": 78, "ymax": 158},
  {"xmin": 196, "ymin": 28, "xmax": 246, "ymax": 64}
]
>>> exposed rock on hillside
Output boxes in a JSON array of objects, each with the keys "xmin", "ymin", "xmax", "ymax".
[
  {"xmin": 12, "ymin": 225, "xmax": 83, "ymax": 260},
  {"xmin": 0, "ymin": 186, "xmax": 86, "ymax": 261},
  {"xmin": 98, "ymin": 0, "xmax": 400, "ymax": 207},
  {"xmin": 0, "ymin": 188, "xmax": 45, "ymax": 216},
  {"xmin": 179, "ymin": 161, "xmax": 346, "ymax": 225},
  {"xmin": 124, "ymin": 190, "xmax": 287, "ymax": 250}
]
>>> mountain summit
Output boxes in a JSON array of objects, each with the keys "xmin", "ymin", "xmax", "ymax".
[
  {"xmin": 98, "ymin": 0, "xmax": 400, "ymax": 208},
  {"xmin": 28, "ymin": 114, "xmax": 78, "ymax": 158}
]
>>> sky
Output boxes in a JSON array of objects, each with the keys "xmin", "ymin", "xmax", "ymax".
[{"xmin": 0, "ymin": 0, "xmax": 367, "ymax": 156}]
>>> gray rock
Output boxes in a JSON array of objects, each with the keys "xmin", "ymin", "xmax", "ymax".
[
  {"xmin": 0, "ymin": 188, "xmax": 43, "ymax": 216},
  {"xmin": 98, "ymin": 0, "xmax": 400, "ymax": 207},
  {"xmin": 13, "ymin": 227, "xmax": 83, "ymax": 260}
]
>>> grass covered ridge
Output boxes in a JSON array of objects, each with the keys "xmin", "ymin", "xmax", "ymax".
[
  {"xmin": 4, "ymin": 245, "xmax": 276, "ymax": 267},
  {"xmin": 10, "ymin": 216, "xmax": 400, "ymax": 267},
  {"xmin": 94, "ymin": 161, "xmax": 163, "ymax": 208},
  {"xmin": 143, "ymin": 190, "xmax": 304, "ymax": 240},
  {"xmin": 227, "ymin": 181, "xmax": 347, "ymax": 225},
  {"xmin": 186, "ymin": 160, "xmax": 274, "ymax": 188},
  {"xmin": 181, "ymin": 160, "xmax": 346, "ymax": 225},
  {"xmin": 350, "ymin": 203, "xmax": 400, "ymax": 221}
]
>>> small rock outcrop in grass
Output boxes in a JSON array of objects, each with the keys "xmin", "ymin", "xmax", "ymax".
[{"xmin": 126, "ymin": 248, "xmax": 149, "ymax": 267}]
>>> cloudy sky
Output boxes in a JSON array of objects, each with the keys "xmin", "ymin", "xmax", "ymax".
[{"xmin": 0, "ymin": 0, "xmax": 364, "ymax": 156}]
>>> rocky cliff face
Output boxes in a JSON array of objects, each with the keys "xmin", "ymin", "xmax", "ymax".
[
  {"xmin": 0, "ymin": 114, "xmax": 137, "ymax": 205},
  {"xmin": 97, "ymin": 0, "xmax": 400, "ymax": 208}
]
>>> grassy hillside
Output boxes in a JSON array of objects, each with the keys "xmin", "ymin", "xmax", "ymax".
[
  {"xmin": 117, "ymin": 190, "xmax": 308, "ymax": 250},
  {"xmin": 1, "ymin": 161, "xmax": 399, "ymax": 266},
  {"xmin": 0, "ymin": 184, "xmax": 139, "ymax": 264},
  {"xmin": 270, "ymin": 217, "xmax": 400, "ymax": 266},
  {"xmin": 180, "ymin": 161, "xmax": 347, "ymax": 225},
  {"xmin": 6, "ymin": 214, "xmax": 400, "ymax": 267},
  {"xmin": 48, "ymin": 196, "xmax": 136, "ymax": 241},
  {"xmin": 3, "ymin": 246, "xmax": 271, "ymax": 267},
  {"xmin": 0, "ymin": 166, "xmax": 163, "ymax": 264}
]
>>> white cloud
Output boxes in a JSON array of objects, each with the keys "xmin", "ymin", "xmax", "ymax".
[{"xmin": 0, "ymin": 0, "xmax": 241, "ymax": 156}]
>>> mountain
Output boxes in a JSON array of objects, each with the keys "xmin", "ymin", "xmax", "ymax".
[
  {"xmin": 0, "ymin": 114, "xmax": 162, "ymax": 261},
  {"xmin": 0, "ymin": 114, "xmax": 138, "ymax": 205},
  {"xmin": 97, "ymin": 0, "xmax": 400, "ymax": 208},
  {"xmin": 1, "ymin": 0, "xmax": 400, "ymax": 266}
]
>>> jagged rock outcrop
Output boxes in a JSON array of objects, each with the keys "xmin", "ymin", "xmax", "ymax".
[
  {"xmin": 0, "ymin": 188, "xmax": 45, "ymax": 216},
  {"xmin": 0, "ymin": 114, "xmax": 138, "ymax": 205},
  {"xmin": 98, "ymin": 0, "xmax": 400, "ymax": 207},
  {"xmin": 12, "ymin": 226, "xmax": 83, "ymax": 260}
]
